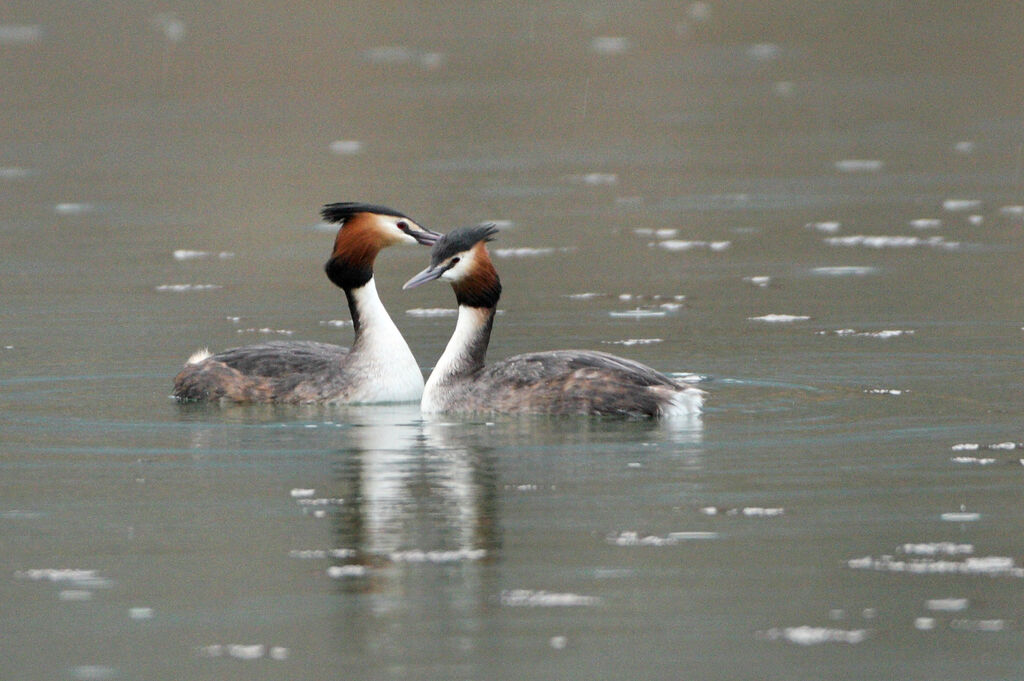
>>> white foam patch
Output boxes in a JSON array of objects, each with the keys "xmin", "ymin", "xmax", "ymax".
[
  {"xmin": 54, "ymin": 202, "xmax": 94, "ymax": 215},
  {"xmin": 500, "ymin": 589, "xmax": 601, "ymax": 607},
  {"xmin": 901, "ymin": 543, "xmax": 973, "ymax": 556},
  {"xmin": 361, "ymin": 45, "xmax": 445, "ymax": 69},
  {"xmin": 748, "ymin": 314, "xmax": 810, "ymax": 323},
  {"xmin": 941, "ymin": 512, "xmax": 981, "ymax": 522},
  {"xmin": 835, "ymin": 159, "xmax": 884, "ymax": 172},
  {"xmin": 129, "ymin": 607, "xmax": 154, "ymax": 620},
  {"xmin": 406, "ymin": 308, "xmax": 457, "ymax": 317},
  {"xmin": 290, "ymin": 488, "xmax": 315, "ymax": 498},
  {"xmin": 602, "ymin": 338, "xmax": 663, "ymax": 346},
  {"xmin": 155, "ymin": 284, "xmax": 221, "ymax": 292},
  {"xmin": 319, "ymin": 319, "xmax": 352, "ymax": 327},
  {"xmin": 951, "ymin": 456, "xmax": 996, "ymax": 465},
  {"xmin": 0, "ymin": 166, "xmax": 32, "ymax": 179},
  {"xmin": 198, "ymin": 644, "xmax": 290, "ymax": 661},
  {"xmin": 0, "ymin": 24, "xmax": 43, "ymax": 44},
  {"xmin": 633, "ymin": 228, "xmax": 680, "ymax": 238},
  {"xmin": 942, "ymin": 199, "xmax": 982, "ymax": 211},
  {"xmin": 806, "ymin": 221, "xmax": 842, "ymax": 233},
  {"xmin": 591, "ymin": 36, "xmax": 630, "ymax": 54},
  {"xmin": 865, "ymin": 388, "xmax": 905, "ymax": 395},
  {"xmin": 236, "ymin": 327, "xmax": 293, "ymax": 336},
  {"xmin": 701, "ymin": 506, "xmax": 784, "ymax": 517},
  {"xmin": 173, "ymin": 249, "xmax": 234, "ymax": 260},
  {"xmin": 759, "ymin": 626, "xmax": 868, "ymax": 645},
  {"xmin": 744, "ymin": 276, "xmax": 771, "ymax": 287},
  {"xmin": 999, "ymin": 205, "xmax": 1024, "ymax": 216},
  {"xmin": 811, "ymin": 266, "xmax": 876, "ymax": 276},
  {"xmin": 848, "ymin": 555, "xmax": 1024, "ymax": 577},
  {"xmin": 326, "ymin": 565, "xmax": 368, "ymax": 578},
  {"xmin": 564, "ymin": 172, "xmax": 618, "ymax": 185},
  {"xmin": 386, "ymin": 548, "xmax": 487, "ymax": 563},
  {"xmin": 655, "ymin": 240, "xmax": 731, "ymax": 252},
  {"xmin": 820, "ymin": 329, "xmax": 914, "ymax": 338},
  {"xmin": 910, "ymin": 218, "xmax": 942, "ymax": 229},
  {"xmin": 565, "ymin": 292, "xmax": 604, "ymax": 300},
  {"xmin": 607, "ymin": 531, "xmax": 718, "ymax": 546},
  {"xmin": 328, "ymin": 140, "xmax": 363, "ymax": 155},
  {"xmin": 926, "ymin": 598, "xmax": 968, "ymax": 612},
  {"xmin": 953, "ymin": 141, "xmax": 976, "ymax": 154},
  {"xmin": 609, "ymin": 309, "xmax": 667, "ymax": 318},
  {"xmin": 492, "ymin": 246, "xmax": 576, "ymax": 258},
  {"xmin": 825, "ymin": 235, "xmax": 960, "ymax": 249},
  {"xmin": 952, "ymin": 442, "xmax": 1021, "ymax": 451}
]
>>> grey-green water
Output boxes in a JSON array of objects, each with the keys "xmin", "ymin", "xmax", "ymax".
[{"xmin": 2, "ymin": 2, "xmax": 1023, "ymax": 679}]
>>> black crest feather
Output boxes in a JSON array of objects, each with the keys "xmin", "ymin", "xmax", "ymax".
[
  {"xmin": 321, "ymin": 202, "xmax": 409, "ymax": 224},
  {"xmin": 431, "ymin": 224, "xmax": 500, "ymax": 266}
]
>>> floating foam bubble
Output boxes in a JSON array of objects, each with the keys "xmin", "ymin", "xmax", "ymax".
[
  {"xmin": 825, "ymin": 235, "xmax": 959, "ymax": 250},
  {"xmin": 0, "ymin": 24, "xmax": 43, "ymax": 44},
  {"xmin": 607, "ymin": 530, "xmax": 717, "ymax": 546},
  {"xmin": 153, "ymin": 13, "xmax": 185, "ymax": 42},
  {"xmin": 744, "ymin": 276, "xmax": 771, "ymax": 287},
  {"xmin": 759, "ymin": 626, "xmax": 867, "ymax": 645},
  {"xmin": 387, "ymin": 548, "xmax": 487, "ymax": 563},
  {"xmin": 942, "ymin": 199, "xmax": 981, "ymax": 211},
  {"xmin": 806, "ymin": 221, "xmax": 841, "ymax": 233},
  {"xmin": 54, "ymin": 202, "xmax": 94, "ymax": 215},
  {"xmin": 565, "ymin": 173, "xmax": 618, "ymax": 186},
  {"xmin": 327, "ymin": 565, "xmax": 368, "ymax": 578},
  {"xmin": 549, "ymin": 635, "xmax": 568, "ymax": 650},
  {"xmin": 633, "ymin": 228, "xmax": 679, "ymax": 238},
  {"xmin": 492, "ymin": 246, "xmax": 575, "ymax": 258},
  {"xmin": 941, "ymin": 512, "xmax": 981, "ymax": 522},
  {"xmin": 748, "ymin": 314, "xmax": 810, "ymax": 322},
  {"xmin": 361, "ymin": 46, "xmax": 445, "ymax": 69},
  {"xmin": 901, "ymin": 542, "xmax": 973, "ymax": 556},
  {"xmin": 71, "ymin": 666, "xmax": 117, "ymax": 681},
  {"xmin": 865, "ymin": 388, "xmax": 905, "ymax": 395},
  {"xmin": 591, "ymin": 36, "xmax": 630, "ymax": 54},
  {"xmin": 565, "ymin": 292, "xmax": 604, "ymax": 300},
  {"xmin": 173, "ymin": 249, "xmax": 234, "ymax": 260},
  {"xmin": 967, "ymin": 214, "xmax": 984, "ymax": 225},
  {"xmin": 926, "ymin": 598, "xmax": 968, "ymax": 612},
  {"xmin": 915, "ymin": 617, "xmax": 936, "ymax": 630},
  {"xmin": 999, "ymin": 205, "xmax": 1024, "ymax": 216},
  {"xmin": 236, "ymin": 328, "xmax": 293, "ymax": 336},
  {"xmin": 909, "ymin": 218, "xmax": 942, "ymax": 229},
  {"xmin": 953, "ymin": 141, "xmax": 975, "ymax": 154},
  {"xmin": 655, "ymin": 239, "xmax": 731, "ymax": 252},
  {"xmin": 129, "ymin": 607, "xmax": 154, "ymax": 620},
  {"xmin": 848, "ymin": 554, "xmax": 1024, "ymax": 577},
  {"xmin": 290, "ymin": 488, "xmax": 315, "ymax": 498},
  {"xmin": 155, "ymin": 284, "xmax": 221, "ymax": 292},
  {"xmin": 811, "ymin": 266, "xmax": 876, "ymax": 276},
  {"xmin": 406, "ymin": 308, "xmax": 457, "ymax": 317},
  {"xmin": 747, "ymin": 43, "xmax": 781, "ymax": 61},
  {"xmin": 822, "ymin": 329, "xmax": 914, "ymax": 339},
  {"xmin": 500, "ymin": 590, "xmax": 601, "ymax": 607},
  {"xmin": 835, "ymin": 159, "xmax": 884, "ymax": 172},
  {"xmin": 950, "ymin": 619, "xmax": 1005, "ymax": 632},
  {"xmin": 609, "ymin": 309, "xmax": 667, "ymax": 318},
  {"xmin": 0, "ymin": 167, "xmax": 32, "ymax": 180},
  {"xmin": 328, "ymin": 140, "xmax": 362, "ymax": 155},
  {"xmin": 602, "ymin": 338, "xmax": 663, "ymax": 346}
]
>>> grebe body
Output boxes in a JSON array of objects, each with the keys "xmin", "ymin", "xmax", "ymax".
[
  {"xmin": 403, "ymin": 225, "xmax": 704, "ymax": 418},
  {"xmin": 173, "ymin": 203, "xmax": 440, "ymax": 404}
]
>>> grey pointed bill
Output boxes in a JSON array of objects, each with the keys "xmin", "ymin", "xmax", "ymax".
[{"xmin": 403, "ymin": 263, "xmax": 447, "ymax": 290}]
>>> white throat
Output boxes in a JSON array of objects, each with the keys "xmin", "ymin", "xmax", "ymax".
[
  {"xmin": 345, "ymin": 278, "xmax": 424, "ymax": 403},
  {"xmin": 422, "ymin": 305, "xmax": 488, "ymax": 412}
]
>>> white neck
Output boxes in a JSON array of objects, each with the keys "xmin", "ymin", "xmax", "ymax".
[
  {"xmin": 344, "ymin": 278, "xmax": 424, "ymax": 403},
  {"xmin": 422, "ymin": 305, "xmax": 492, "ymax": 411}
]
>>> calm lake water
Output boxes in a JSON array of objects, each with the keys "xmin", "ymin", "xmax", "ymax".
[{"xmin": 2, "ymin": 2, "xmax": 1023, "ymax": 679}]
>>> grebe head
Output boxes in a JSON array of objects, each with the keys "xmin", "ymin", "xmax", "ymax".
[
  {"xmin": 322, "ymin": 203, "xmax": 441, "ymax": 289},
  {"xmin": 403, "ymin": 224, "xmax": 502, "ymax": 308}
]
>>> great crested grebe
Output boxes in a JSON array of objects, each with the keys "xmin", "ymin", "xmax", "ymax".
[
  {"xmin": 173, "ymin": 203, "xmax": 441, "ymax": 404},
  {"xmin": 403, "ymin": 225, "xmax": 705, "ymax": 418}
]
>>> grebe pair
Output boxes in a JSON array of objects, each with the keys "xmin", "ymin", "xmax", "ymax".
[{"xmin": 174, "ymin": 205, "xmax": 703, "ymax": 417}]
